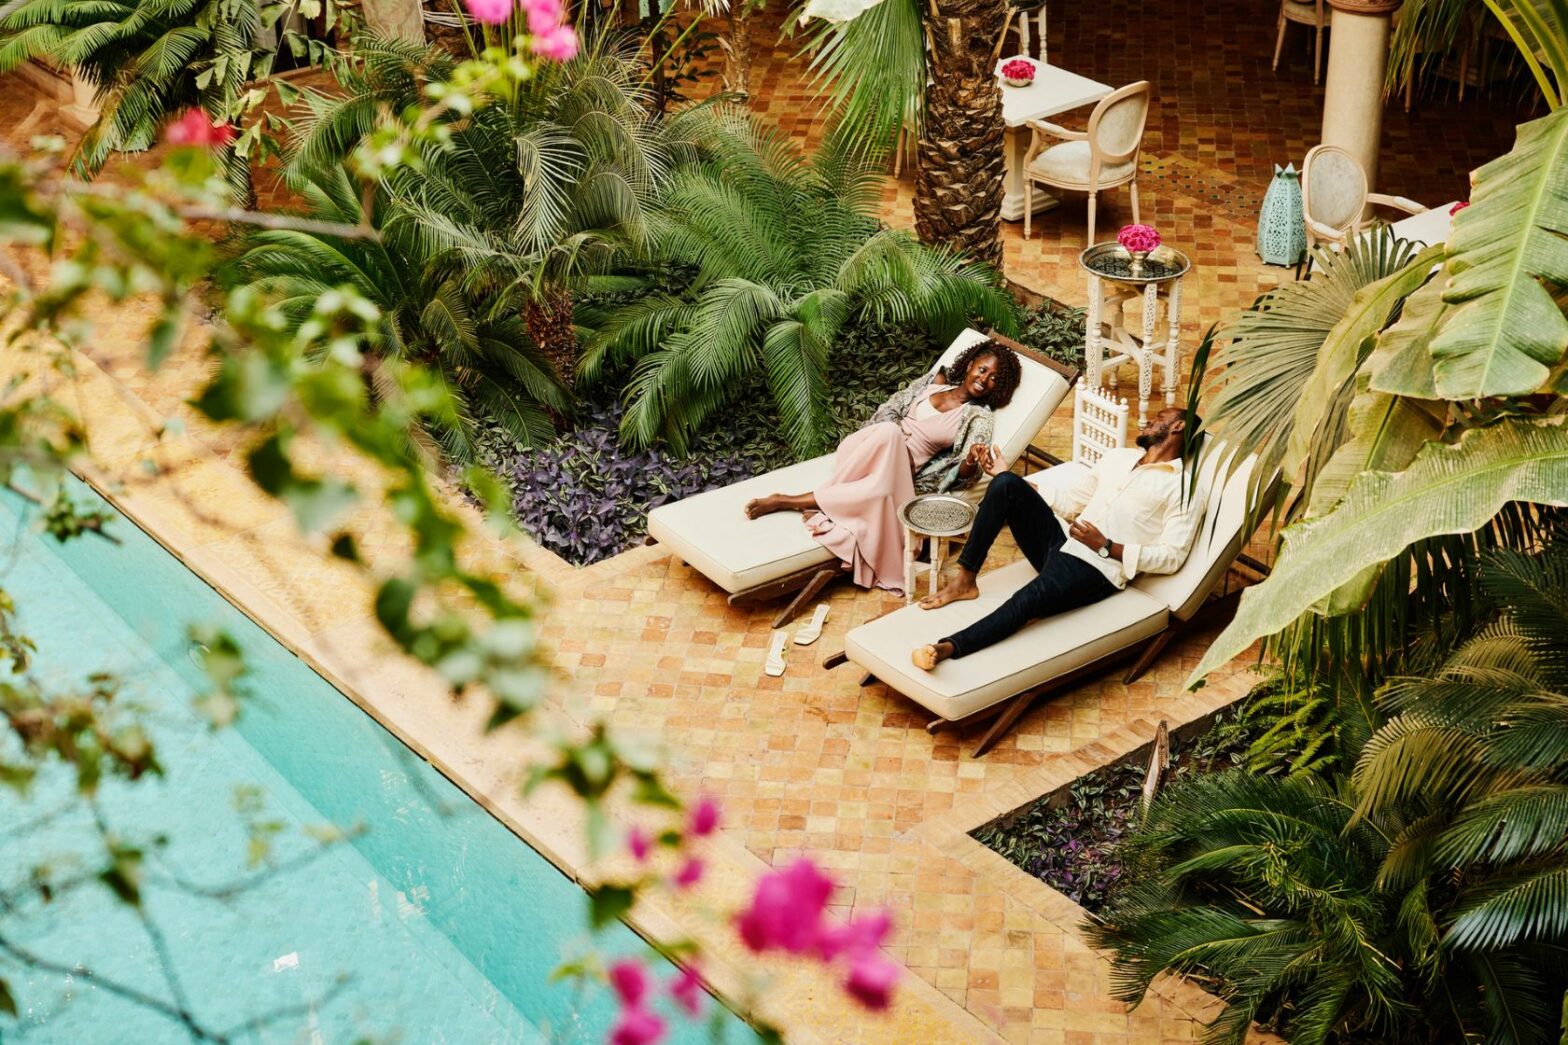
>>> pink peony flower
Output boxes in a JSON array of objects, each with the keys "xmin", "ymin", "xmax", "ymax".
[
  {"xmin": 165, "ymin": 109, "xmax": 235, "ymax": 148},
  {"xmin": 688, "ymin": 796, "xmax": 721, "ymax": 838},
  {"xmin": 464, "ymin": 0, "xmax": 514, "ymax": 24},
  {"xmin": 669, "ymin": 964, "xmax": 704, "ymax": 1018},
  {"xmin": 531, "ymin": 24, "xmax": 579, "ymax": 61},
  {"xmin": 817, "ymin": 909, "xmax": 893, "ymax": 961},
  {"xmin": 608, "ymin": 959, "xmax": 650, "ymax": 1008},
  {"xmin": 1000, "ymin": 59, "xmax": 1036, "ymax": 82},
  {"xmin": 1450, "ymin": 200, "xmax": 1471, "ymax": 216},
  {"xmin": 673, "ymin": 857, "xmax": 705, "ymax": 890},
  {"xmin": 1116, "ymin": 224, "xmax": 1161, "ymax": 253},
  {"xmin": 737, "ymin": 858, "xmax": 837, "ymax": 954},
  {"xmin": 609, "ymin": 1006, "xmax": 665, "ymax": 1045},
  {"xmin": 844, "ymin": 954, "xmax": 899, "ymax": 1011},
  {"xmin": 627, "ymin": 826, "xmax": 651, "ymax": 863}
]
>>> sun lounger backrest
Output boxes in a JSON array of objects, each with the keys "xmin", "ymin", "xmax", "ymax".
[
  {"xmin": 932, "ymin": 329, "xmax": 1074, "ymax": 469},
  {"xmin": 1132, "ymin": 445, "xmax": 1259, "ymax": 622}
]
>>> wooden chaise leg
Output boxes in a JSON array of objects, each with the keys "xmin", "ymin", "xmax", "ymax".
[
  {"xmin": 926, "ymin": 701, "xmax": 1007, "ymax": 736},
  {"xmin": 972, "ymin": 687, "xmax": 1046, "ymax": 757},
  {"xmin": 821, "ymin": 649, "xmax": 848, "ymax": 669},
  {"xmin": 858, "ymin": 671, "xmax": 877, "ymax": 687},
  {"xmin": 771, "ymin": 567, "xmax": 836, "ymax": 628},
  {"xmin": 1123, "ymin": 628, "xmax": 1176, "ymax": 684}
]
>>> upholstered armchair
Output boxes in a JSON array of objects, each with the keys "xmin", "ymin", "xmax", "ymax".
[
  {"xmin": 1021, "ymin": 80, "xmax": 1151, "ymax": 246},
  {"xmin": 1300, "ymin": 144, "xmax": 1427, "ymax": 259}
]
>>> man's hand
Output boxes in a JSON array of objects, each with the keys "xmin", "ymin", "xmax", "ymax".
[
  {"xmin": 983, "ymin": 443, "xmax": 1007, "ymax": 477},
  {"xmin": 1069, "ymin": 518, "xmax": 1108, "ymax": 551}
]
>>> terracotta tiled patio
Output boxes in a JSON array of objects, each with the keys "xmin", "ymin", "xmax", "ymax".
[{"xmin": 2, "ymin": 3, "xmax": 1530, "ymax": 1040}]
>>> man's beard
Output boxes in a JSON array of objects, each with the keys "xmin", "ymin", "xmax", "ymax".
[{"xmin": 1136, "ymin": 431, "xmax": 1155, "ymax": 449}]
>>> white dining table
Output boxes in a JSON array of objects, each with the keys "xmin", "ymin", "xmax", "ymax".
[{"xmin": 994, "ymin": 57, "xmax": 1112, "ymax": 221}]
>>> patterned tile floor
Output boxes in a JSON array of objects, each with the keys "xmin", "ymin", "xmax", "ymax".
[{"xmin": 1, "ymin": 8, "xmax": 1527, "ymax": 1039}]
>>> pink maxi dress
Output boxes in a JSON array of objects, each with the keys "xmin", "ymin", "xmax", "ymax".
[{"xmin": 804, "ymin": 385, "xmax": 964, "ymax": 592}]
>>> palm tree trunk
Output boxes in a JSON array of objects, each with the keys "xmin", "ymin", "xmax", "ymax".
[
  {"xmin": 524, "ymin": 287, "xmax": 578, "ymax": 389},
  {"xmin": 723, "ymin": 2, "xmax": 754, "ymax": 98},
  {"xmin": 913, "ymin": 0, "xmax": 1007, "ymax": 269}
]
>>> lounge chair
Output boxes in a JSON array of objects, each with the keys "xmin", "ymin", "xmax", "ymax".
[
  {"xmin": 645, "ymin": 329, "xmax": 1079, "ymax": 626},
  {"xmin": 833, "ymin": 446, "xmax": 1266, "ymax": 756}
]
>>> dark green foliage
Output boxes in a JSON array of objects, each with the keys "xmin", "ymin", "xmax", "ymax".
[
  {"xmin": 1092, "ymin": 533, "xmax": 1568, "ymax": 1045},
  {"xmin": 974, "ymin": 706, "xmax": 1255, "ymax": 912}
]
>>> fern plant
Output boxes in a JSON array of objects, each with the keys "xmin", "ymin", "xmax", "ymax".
[
  {"xmin": 285, "ymin": 33, "xmax": 684, "ymax": 389},
  {"xmin": 1092, "ymin": 532, "xmax": 1568, "ymax": 1045},
  {"xmin": 581, "ymin": 107, "xmax": 1018, "ymax": 456},
  {"xmin": 0, "ymin": 0, "xmax": 346, "ymax": 197},
  {"xmin": 229, "ymin": 165, "xmax": 571, "ymax": 461}
]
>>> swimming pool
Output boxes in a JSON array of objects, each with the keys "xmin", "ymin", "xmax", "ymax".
[{"xmin": 0, "ymin": 477, "xmax": 747, "ymax": 1043}]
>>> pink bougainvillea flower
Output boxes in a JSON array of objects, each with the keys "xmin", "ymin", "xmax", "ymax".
[
  {"xmin": 627, "ymin": 826, "xmax": 652, "ymax": 863},
  {"xmin": 688, "ymin": 795, "xmax": 721, "ymax": 838},
  {"xmin": 609, "ymin": 1006, "xmax": 666, "ymax": 1045},
  {"xmin": 669, "ymin": 964, "xmax": 704, "ymax": 1018},
  {"xmin": 817, "ymin": 909, "xmax": 893, "ymax": 961},
  {"xmin": 673, "ymin": 856, "xmax": 705, "ymax": 890},
  {"xmin": 608, "ymin": 959, "xmax": 650, "ymax": 1008},
  {"xmin": 737, "ymin": 858, "xmax": 836, "ymax": 954},
  {"xmin": 844, "ymin": 954, "xmax": 899, "ymax": 1011},
  {"xmin": 531, "ymin": 24, "xmax": 579, "ymax": 61},
  {"xmin": 1116, "ymin": 223, "xmax": 1161, "ymax": 253},
  {"xmin": 1450, "ymin": 200, "xmax": 1471, "ymax": 216},
  {"xmin": 464, "ymin": 0, "xmax": 514, "ymax": 24},
  {"xmin": 521, "ymin": 0, "xmax": 565, "ymax": 29},
  {"xmin": 165, "ymin": 109, "xmax": 235, "ymax": 148}
]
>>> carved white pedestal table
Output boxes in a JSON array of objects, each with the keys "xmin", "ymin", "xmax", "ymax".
[{"xmin": 1079, "ymin": 243, "xmax": 1192, "ymax": 425}]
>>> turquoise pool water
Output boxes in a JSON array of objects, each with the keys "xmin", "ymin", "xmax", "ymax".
[{"xmin": 0, "ymin": 478, "xmax": 745, "ymax": 1043}]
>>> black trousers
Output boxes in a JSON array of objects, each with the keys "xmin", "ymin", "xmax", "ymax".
[{"xmin": 943, "ymin": 472, "xmax": 1117, "ymax": 657}]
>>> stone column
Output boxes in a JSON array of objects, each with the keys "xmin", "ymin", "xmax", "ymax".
[
  {"xmin": 1320, "ymin": 0, "xmax": 1401, "ymax": 193},
  {"xmin": 361, "ymin": 0, "xmax": 425, "ymax": 43}
]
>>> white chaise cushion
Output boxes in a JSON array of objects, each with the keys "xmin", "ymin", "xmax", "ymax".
[
  {"xmin": 648, "ymin": 328, "xmax": 1074, "ymax": 595},
  {"xmin": 845, "ymin": 559, "xmax": 1168, "ymax": 722},
  {"xmin": 646, "ymin": 455, "xmax": 836, "ymax": 594}
]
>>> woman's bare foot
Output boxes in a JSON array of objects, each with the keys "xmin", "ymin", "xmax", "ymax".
[
  {"xmin": 745, "ymin": 494, "xmax": 791, "ymax": 519},
  {"xmin": 919, "ymin": 573, "xmax": 980, "ymax": 610},
  {"xmin": 745, "ymin": 492, "xmax": 818, "ymax": 519},
  {"xmin": 912, "ymin": 641, "xmax": 955, "ymax": 671}
]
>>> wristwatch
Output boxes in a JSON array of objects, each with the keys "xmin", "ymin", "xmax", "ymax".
[{"xmin": 1097, "ymin": 539, "xmax": 1112, "ymax": 559}]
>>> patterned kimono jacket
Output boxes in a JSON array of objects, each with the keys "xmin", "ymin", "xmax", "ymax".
[{"xmin": 867, "ymin": 371, "xmax": 997, "ymax": 494}]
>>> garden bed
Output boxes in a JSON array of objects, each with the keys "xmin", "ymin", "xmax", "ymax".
[{"xmin": 972, "ymin": 706, "xmax": 1257, "ymax": 913}]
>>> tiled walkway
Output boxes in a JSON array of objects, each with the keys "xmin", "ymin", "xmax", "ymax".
[{"xmin": 3, "ymin": 6, "xmax": 1526, "ymax": 1039}]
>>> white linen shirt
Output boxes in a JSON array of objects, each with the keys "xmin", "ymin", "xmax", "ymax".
[{"xmin": 1039, "ymin": 448, "xmax": 1206, "ymax": 589}]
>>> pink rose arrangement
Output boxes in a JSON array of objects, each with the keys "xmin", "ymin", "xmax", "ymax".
[
  {"xmin": 1450, "ymin": 200, "xmax": 1471, "ymax": 216},
  {"xmin": 1001, "ymin": 59, "xmax": 1036, "ymax": 84},
  {"xmin": 165, "ymin": 109, "xmax": 235, "ymax": 148},
  {"xmin": 461, "ymin": 0, "xmax": 579, "ymax": 61},
  {"xmin": 1116, "ymin": 223, "xmax": 1161, "ymax": 254}
]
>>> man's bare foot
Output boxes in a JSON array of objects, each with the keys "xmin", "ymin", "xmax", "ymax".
[
  {"xmin": 745, "ymin": 495, "xmax": 790, "ymax": 519},
  {"xmin": 912, "ymin": 641, "xmax": 955, "ymax": 671},
  {"xmin": 919, "ymin": 575, "xmax": 979, "ymax": 610}
]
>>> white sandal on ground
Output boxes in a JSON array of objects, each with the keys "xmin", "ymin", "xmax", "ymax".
[
  {"xmin": 764, "ymin": 629, "xmax": 788, "ymax": 676},
  {"xmin": 793, "ymin": 603, "xmax": 830, "ymax": 646}
]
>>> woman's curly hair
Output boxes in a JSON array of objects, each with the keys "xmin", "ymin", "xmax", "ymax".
[{"xmin": 940, "ymin": 339, "xmax": 1023, "ymax": 410}]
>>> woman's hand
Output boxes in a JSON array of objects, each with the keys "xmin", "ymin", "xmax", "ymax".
[{"xmin": 958, "ymin": 441, "xmax": 989, "ymax": 478}]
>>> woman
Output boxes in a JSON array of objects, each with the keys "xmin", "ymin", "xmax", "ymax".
[{"xmin": 745, "ymin": 340, "xmax": 1023, "ymax": 592}]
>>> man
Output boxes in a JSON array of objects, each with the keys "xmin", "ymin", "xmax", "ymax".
[{"xmin": 912, "ymin": 407, "xmax": 1205, "ymax": 670}]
